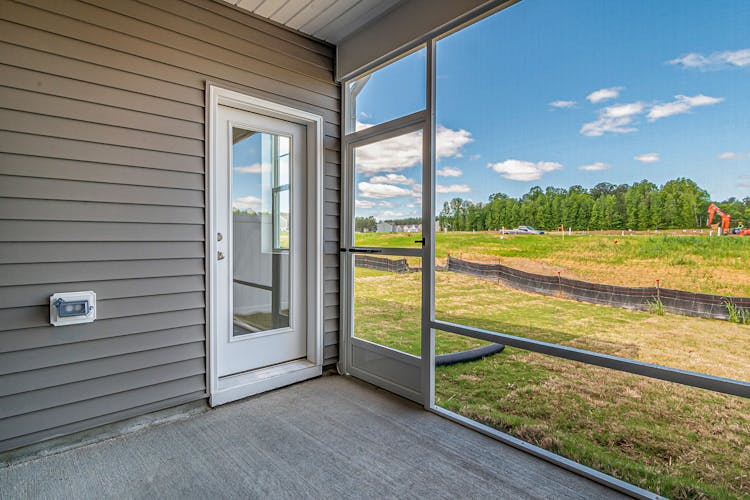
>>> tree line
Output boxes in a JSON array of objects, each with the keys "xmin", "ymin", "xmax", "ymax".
[
  {"xmin": 437, "ymin": 178, "xmax": 750, "ymax": 232},
  {"xmin": 355, "ymin": 216, "xmax": 421, "ymax": 232}
]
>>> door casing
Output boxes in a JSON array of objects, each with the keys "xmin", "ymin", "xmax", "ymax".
[{"xmin": 206, "ymin": 84, "xmax": 325, "ymax": 406}]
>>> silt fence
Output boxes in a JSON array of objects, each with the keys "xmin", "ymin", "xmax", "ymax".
[
  {"xmin": 355, "ymin": 255, "xmax": 411, "ymax": 273},
  {"xmin": 446, "ymin": 256, "xmax": 749, "ymax": 321}
]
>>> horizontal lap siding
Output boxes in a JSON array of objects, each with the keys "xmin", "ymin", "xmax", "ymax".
[{"xmin": 0, "ymin": 0, "xmax": 340, "ymax": 452}]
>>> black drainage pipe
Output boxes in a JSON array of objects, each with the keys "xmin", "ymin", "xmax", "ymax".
[{"xmin": 435, "ymin": 344, "xmax": 505, "ymax": 366}]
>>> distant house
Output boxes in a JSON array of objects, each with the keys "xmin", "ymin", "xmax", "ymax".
[
  {"xmin": 395, "ymin": 224, "xmax": 421, "ymax": 233},
  {"xmin": 377, "ymin": 221, "xmax": 395, "ymax": 233}
]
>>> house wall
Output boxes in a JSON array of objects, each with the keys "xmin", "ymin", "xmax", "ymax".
[{"xmin": 0, "ymin": 0, "xmax": 340, "ymax": 452}]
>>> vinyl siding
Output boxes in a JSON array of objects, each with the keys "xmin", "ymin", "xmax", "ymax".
[{"xmin": 0, "ymin": 0, "xmax": 340, "ymax": 452}]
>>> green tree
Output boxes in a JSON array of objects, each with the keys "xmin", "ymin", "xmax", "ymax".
[{"xmin": 354, "ymin": 216, "xmax": 377, "ymax": 232}]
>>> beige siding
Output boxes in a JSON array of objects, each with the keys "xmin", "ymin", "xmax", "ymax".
[{"xmin": 0, "ymin": 0, "xmax": 340, "ymax": 452}]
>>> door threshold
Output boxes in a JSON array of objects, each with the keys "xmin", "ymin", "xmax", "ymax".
[{"xmin": 210, "ymin": 359, "xmax": 321, "ymax": 406}]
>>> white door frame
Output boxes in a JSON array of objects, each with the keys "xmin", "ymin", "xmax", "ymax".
[{"xmin": 206, "ymin": 85, "xmax": 324, "ymax": 406}]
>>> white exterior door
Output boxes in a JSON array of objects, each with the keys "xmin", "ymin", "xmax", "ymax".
[{"xmin": 210, "ymin": 97, "xmax": 321, "ymax": 406}]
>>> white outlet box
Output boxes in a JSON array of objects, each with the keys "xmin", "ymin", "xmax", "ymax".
[{"xmin": 50, "ymin": 291, "xmax": 96, "ymax": 326}]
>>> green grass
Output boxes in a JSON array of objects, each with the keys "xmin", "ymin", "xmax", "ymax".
[
  {"xmin": 356, "ymin": 230, "xmax": 750, "ymax": 262},
  {"xmin": 435, "ymin": 348, "xmax": 750, "ymax": 499},
  {"xmin": 354, "ymin": 231, "xmax": 750, "ymax": 296},
  {"xmin": 353, "ymin": 268, "xmax": 750, "ymax": 498}
]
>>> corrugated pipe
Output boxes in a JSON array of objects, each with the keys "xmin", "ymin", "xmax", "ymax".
[{"xmin": 435, "ymin": 344, "xmax": 505, "ymax": 366}]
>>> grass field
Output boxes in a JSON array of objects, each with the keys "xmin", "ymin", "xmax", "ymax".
[
  {"xmin": 352, "ymin": 231, "xmax": 750, "ymax": 498},
  {"xmin": 355, "ymin": 231, "xmax": 750, "ymax": 296}
]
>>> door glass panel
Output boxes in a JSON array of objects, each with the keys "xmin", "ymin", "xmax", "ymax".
[
  {"xmin": 353, "ymin": 130, "xmax": 423, "ymax": 248},
  {"xmin": 232, "ymin": 127, "xmax": 290, "ymax": 335},
  {"xmin": 353, "ymin": 254, "xmax": 422, "ymax": 356}
]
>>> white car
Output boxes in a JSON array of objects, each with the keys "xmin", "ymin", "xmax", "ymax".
[{"xmin": 506, "ymin": 225, "xmax": 545, "ymax": 234}]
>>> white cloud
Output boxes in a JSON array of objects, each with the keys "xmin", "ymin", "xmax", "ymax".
[
  {"xmin": 577, "ymin": 162, "xmax": 610, "ymax": 172},
  {"xmin": 581, "ymin": 94, "xmax": 723, "ymax": 136},
  {"xmin": 469, "ymin": 154, "xmax": 481, "ymax": 161},
  {"xmin": 358, "ymin": 182, "xmax": 412, "ymax": 199},
  {"xmin": 353, "ymin": 124, "xmax": 472, "ymax": 175},
  {"xmin": 436, "ymin": 125, "xmax": 473, "ymax": 159},
  {"xmin": 232, "ymin": 196, "xmax": 262, "ymax": 212},
  {"xmin": 605, "ymin": 102, "xmax": 645, "ymax": 118},
  {"xmin": 580, "ymin": 101, "xmax": 645, "ymax": 136},
  {"xmin": 436, "ymin": 184, "xmax": 472, "ymax": 194},
  {"xmin": 233, "ymin": 163, "xmax": 267, "ymax": 174},
  {"xmin": 487, "ymin": 159, "xmax": 563, "ymax": 182},
  {"xmin": 378, "ymin": 201, "xmax": 394, "ymax": 207},
  {"xmin": 718, "ymin": 151, "xmax": 739, "ymax": 160},
  {"xmin": 378, "ymin": 211, "xmax": 406, "ymax": 219},
  {"xmin": 549, "ymin": 100, "xmax": 576, "ymax": 109},
  {"xmin": 647, "ymin": 94, "xmax": 723, "ymax": 121},
  {"xmin": 355, "ymin": 121, "xmax": 373, "ymax": 132},
  {"xmin": 355, "ymin": 199, "xmax": 375, "ymax": 209},
  {"xmin": 358, "ymin": 111, "xmax": 371, "ymax": 119},
  {"xmin": 369, "ymin": 173, "xmax": 414, "ymax": 185},
  {"xmin": 355, "ymin": 131, "xmax": 421, "ymax": 175},
  {"xmin": 586, "ymin": 86, "xmax": 623, "ymax": 104},
  {"xmin": 436, "ymin": 166, "xmax": 463, "ymax": 177},
  {"xmin": 668, "ymin": 48, "xmax": 750, "ymax": 69},
  {"xmin": 634, "ymin": 153, "xmax": 660, "ymax": 163}
]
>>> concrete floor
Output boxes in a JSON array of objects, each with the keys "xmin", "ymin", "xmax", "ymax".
[{"xmin": 0, "ymin": 374, "xmax": 626, "ymax": 499}]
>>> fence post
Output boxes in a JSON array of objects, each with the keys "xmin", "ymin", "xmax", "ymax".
[{"xmin": 557, "ymin": 271, "xmax": 562, "ymax": 298}]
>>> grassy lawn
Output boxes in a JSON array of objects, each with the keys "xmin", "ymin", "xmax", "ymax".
[
  {"xmin": 354, "ymin": 231, "xmax": 750, "ymax": 296},
  {"xmin": 355, "ymin": 268, "xmax": 749, "ymax": 381},
  {"xmin": 353, "ymin": 267, "xmax": 750, "ymax": 498},
  {"xmin": 437, "ymin": 348, "xmax": 750, "ymax": 499}
]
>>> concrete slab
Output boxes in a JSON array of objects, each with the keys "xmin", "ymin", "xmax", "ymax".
[{"xmin": 0, "ymin": 374, "xmax": 626, "ymax": 499}]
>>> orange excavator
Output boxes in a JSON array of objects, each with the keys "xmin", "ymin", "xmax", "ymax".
[{"xmin": 707, "ymin": 203, "xmax": 750, "ymax": 235}]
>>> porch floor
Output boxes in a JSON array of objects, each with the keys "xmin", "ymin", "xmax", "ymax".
[{"xmin": 0, "ymin": 374, "xmax": 625, "ymax": 499}]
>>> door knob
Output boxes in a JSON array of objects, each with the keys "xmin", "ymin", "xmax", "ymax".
[{"xmin": 217, "ymin": 232, "xmax": 223, "ymax": 241}]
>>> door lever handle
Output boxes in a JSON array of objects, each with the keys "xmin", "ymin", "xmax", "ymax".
[
  {"xmin": 217, "ymin": 251, "xmax": 225, "ymax": 261},
  {"xmin": 415, "ymin": 237, "xmax": 425, "ymax": 247}
]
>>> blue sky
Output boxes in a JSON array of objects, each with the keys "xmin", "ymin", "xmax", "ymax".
[{"xmin": 353, "ymin": 0, "xmax": 750, "ymax": 221}]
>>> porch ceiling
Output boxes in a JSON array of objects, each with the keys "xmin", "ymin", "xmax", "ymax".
[{"xmin": 224, "ymin": 0, "xmax": 402, "ymax": 43}]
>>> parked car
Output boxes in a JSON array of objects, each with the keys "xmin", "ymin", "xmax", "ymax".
[{"xmin": 504, "ymin": 225, "xmax": 545, "ymax": 235}]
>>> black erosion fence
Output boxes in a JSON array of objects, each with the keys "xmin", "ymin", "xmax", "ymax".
[
  {"xmin": 355, "ymin": 255, "xmax": 411, "ymax": 273},
  {"xmin": 354, "ymin": 254, "xmax": 750, "ymax": 321},
  {"xmin": 446, "ymin": 256, "xmax": 749, "ymax": 321}
]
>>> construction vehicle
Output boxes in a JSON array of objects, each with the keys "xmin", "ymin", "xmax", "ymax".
[{"xmin": 707, "ymin": 203, "xmax": 750, "ymax": 235}]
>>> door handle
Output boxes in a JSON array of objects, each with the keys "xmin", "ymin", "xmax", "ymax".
[
  {"xmin": 348, "ymin": 248, "xmax": 382, "ymax": 254},
  {"xmin": 218, "ymin": 251, "xmax": 225, "ymax": 261},
  {"xmin": 415, "ymin": 237, "xmax": 425, "ymax": 247}
]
